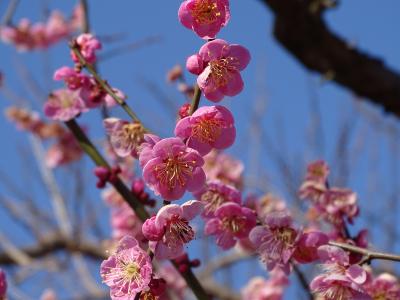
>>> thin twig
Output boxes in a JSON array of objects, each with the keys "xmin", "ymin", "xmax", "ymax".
[
  {"xmin": 189, "ymin": 84, "xmax": 201, "ymax": 115},
  {"xmin": 292, "ymin": 263, "xmax": 313, "ymax": 300},
  {"xmin": 329, "ymin": 241, "xmax": 400, "ymax": 264},
  {"xmin": 70, "ymin": 45, "xmax": 142, "ymax": 124},
  {"xmin": 1, "ymin": 0, "xmax": 19, "ymax": 26}
]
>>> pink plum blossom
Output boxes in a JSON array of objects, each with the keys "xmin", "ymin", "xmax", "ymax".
[
  {"xmin": 241, "ymin": 269, "xmax": 289, "ymax": 300},
  {"xmin": 111, "ymin": 203, "xmax": 145, "ymax": 243},
  {"xmin": 364, "ymin": 273, "xmax": 400, "ymax": 300},
  {"xmin": 53, "ymin": 66, "xmax": 88, "ymax": 90},
  {"xmin": 204, "ymin": 202, "xmax": 256, "ymax": 250},
  {"xmin": 138, "ymin": 134, "xmax": 161, "ymax": 168},
  {"xmin": 193, "ymin": 180, "xmax": 241, "ymax": 217},
  {"xmin": 203, "ymin": 150, "xmax": 244, "ymax": 188},
  {"xmin": 45, "ymin": 11, "xmax": 69, "ymax": 45},
  {"xmin": 0, "ymin": 7, "xmax": 80, "ymax": 51},
  {"xmin": 104, "ymin": 118, "xmax": 146, "ymax": 158},
  {"xmin": 146, "ymin": 200, "xmax": 203, "ymax": 259},
  {"xmin": 157, "ymin": 264, "xmax": 187, "ymax": 300},
  {"xmin": 305, "ymin": 160, "xmax": 330, "ymax": 183},
  {"xmin": 71, "ymin": 33, "xmax": 102, "ymax": 64},
  {"xmin": 249, "ymin": 212, "xmax": 301, "ymax": 274},
  {"xmin": 45, "ymin": 131, "xmax": 83, "ymax": 168},
  {"xmin": 175, "ymin": 105, "xmax": 235, "ymax": 155},
  {"xmin": 250, "ymin": 193, "xmax": 287, "ymax": 220},
  {"xmin": 310, "ymin": 245, "xmax": 370, "ymax": 300},
  {"xmin": 141, "ymin": 137, "xmax": 206, "ymax": 200},
  {"xmin": 178, "ymin": 0, "xmax": 230, "ymax": 39},
  {"xmin": 43, "ymin": 88, "xmax": 87, "ymax": 121},
  {"xmin": 100, "ymin": 236, "xmax": 152, "ymax": 299},
  {"xmin": 0, "ymin": 268, "xmax": 6, "ymax": 299},
  {"xmin": 187, "ymin": 39, "xmax": 250, "ymax": 102}
]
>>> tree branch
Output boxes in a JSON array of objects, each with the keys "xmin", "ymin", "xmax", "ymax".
[
  {"xmin": 329, "ymin": 241, "xmax": 400, "ymax": 264},
  {"xmin": 0, "ymin": 234, "xmax": 106, "ymax": 265},
  {"xmin": 259, "ymin": 0, "xmax": 400, "ymax": 117}
]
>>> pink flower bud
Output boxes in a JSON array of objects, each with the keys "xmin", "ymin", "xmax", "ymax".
[{"xmin": 186, "ymin": 54, "xmax": 204, "ymax": 75}]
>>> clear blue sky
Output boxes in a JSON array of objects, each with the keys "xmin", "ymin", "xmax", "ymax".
[{"xmin": 0, "ymin": 1, "xmax": 400, "ymax": 298}]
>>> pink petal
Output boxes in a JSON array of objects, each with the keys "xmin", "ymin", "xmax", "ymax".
[
  {"xmin": 199, "ymin": 39, "xmax": 229, "ymax": 62},
  {"xmin": 220, "ymin": 71, "xmax": 244, "ymax": 97},
  {"xmin": 182, "ymin": 200, "xmax": 204, "ymax": 220},
  {"xmin": 186, "ymin": 168, "xmax": 206, "ymax": 192},
  {"xmin": 347, "ymin": 265, "xmax": 367, "ymax": 285},
  {"xmin": 156, "ymin": 204, "xmax": 182, "ymax": 229},
  {"xmin": 228, "ymin": 44, "xmax": 251, "ymax": 70}
]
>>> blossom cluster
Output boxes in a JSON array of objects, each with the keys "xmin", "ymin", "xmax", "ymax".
[
  {"xmin": 0, "ymin": 4, "xmax": 83, "ymax": 51},
  {"xmin": 5, "ymin": 106, "xmax": 82, "ymax": 168},
  {"xmin": 2, "ymin": 1, "xmax": 393, "ymax": 300}
]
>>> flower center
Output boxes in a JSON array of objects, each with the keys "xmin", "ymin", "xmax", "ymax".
[
  {"xmin": 155, "ymin": 153, "xmax": 195, "ymax": 189},
  {"xmin": 201, "ymin": 190, "xmax": 225, "ymax": 214},
  {"xmin": 192, "ymin": 117, "xmax": 224, "ymax": 143},
  {"xmin": 222, "ymin": 216, "xmax": 245, "ymax": 234},
  {"xmin": 209, "ymin": 57, "xmax": 239, "ymax": 88},
  {"xmin": 320, "ymin": 284, "xmax": 352, "ymax": 300},
  {"xmin": 122, "ymin": 123, "xmax": 145, "ymax": 144},
  {"xmin": 275, "ymin": 227, "xmax": 297, "ymax": 246},
  {"xmin": 165, "ymin": 215, "xmax": 194, "ymax": 247},
  {"xmin": 192, "ymin": 0, "xmax": 221, "ymax": 25}
]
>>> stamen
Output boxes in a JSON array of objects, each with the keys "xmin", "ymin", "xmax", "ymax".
[
  {"xmin": 208, "ymin": 57, "xmax": 240, "ymax": 88},
  {"xmin": 155, "ymin": 155, "xmax": 195, "ymax": 189},
  {"xmin": 192, "ymin": 0, "xmax": 221, "ymax": 25},
  {"xmin": 192, "ymin": 117, "xmax": 224, "ymax": 143},
  {"xmin": 201, "ymin": 190, "xmax": 225, "ymax": 214},
  {"xmin": 222, "ymin": 216, "xmax": 246, "ymax": 233},
  {"xmin": 164, "ymin": 215, "xmax": 195, "ymax": 247}
]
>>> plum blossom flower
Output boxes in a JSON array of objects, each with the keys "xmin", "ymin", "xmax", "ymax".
[
  {"xmin": 305, "ymin": 160, "xmax": 330, "ymax": 183},
  {"xmin": 71, "ymin": 33, "xmax": 102, "ymax": 64},
  {"xmin": 141, "ymin": 137, "xmax": 206, "ymax": 200},
  {"xmin": 0, "ymin": 7, "xmax": 81, "ymax": 51},
  {"xmin": 138, "ymin": 134, "xmax": 161, "ymax": 168},
  {"xmin": 310, "ymin": 245, "xmax": 370, "ymax": 300},
  {"xmin": 0, "ymin": 268, "xmax": 6, "ymax": 299},
  {"xmin": 100, "ymin": 236, "xmax": 152, "ymax": 299},
  {"xmin": 187, "ymin": 39, "xmax": 250, "ymax": 102},
  {"xmin": 178, "ymin": 0, "xmax": 230, "ymax": 39},
  {"xmin": 364, "ymin": 273, "xmax": 400, "ymax": 300},
  {"xmin": 241, "ymin": 269, "xmax": 289, "ymax": 300},
  {"xmin": 250, "ymin": 193, "xmax": 287, "ymax": 220},
  {"xmin": 104, "ymin": 118, "xmax": 146, "ymax": 158},
  {"xmin": 145, "ymin": 201, "xmax": 203, "ymax": 259},
  {"xmin": 205, "ymin": 202, "xmax": 256, "ymax": 249},
  {"xmin": 203, "ymin": 150, "xmax": 244, "ymax": 188},
  {"xmin": 44, "ymin": 88, "xmax": 87, "ymax": 121},
  {"xmin": 53, "ymin": 66, "xmax": 89, "ymax": 90},
  {"xmin": 157, "ymin": 264, "xmax": 187, "ymax": 300},
  {"xmin": 175, "ymin": 105, "xmax": 235, "ymax": 155},
  {"xmin": 111, "ymin": 203, "xmax": 145, "ymax": 243},
  {"xmin": 193, "ymin": 180, "xmax": 241, "ymax": 217},
  {"xmin": 45, "ymin": 131, "xmax": 83, "ymax": 168},
  {"xmin": 249, "ymin": 212, "xmax": 301, "ymax": 274}
]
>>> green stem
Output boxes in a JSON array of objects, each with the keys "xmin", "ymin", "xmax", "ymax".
[
  {"xmin": 189, "ymin": 84, "xmax": 201, "ymax": 115},
  {"xmin": 65, "ymin": 119, "xmax": 210, "ymax": 300},
  {"xmin": 70, "ymin": 46, "xmax": 141, "ymax": 123},
  {"xmin": 65, "ymin": 119, "xmax": 148, "ymax": 220}
]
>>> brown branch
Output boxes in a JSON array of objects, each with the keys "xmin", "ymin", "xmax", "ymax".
[
  {"xmin": 0, "ymin": 234, "xmax": 106, "ymax": 265},
  {"xmin": 329, "ymin": 241, "xmax": 400, "ymax": 264},
  {"xmin": 259, "ymin": 0, "xmax": 400, "ymax": 117}
]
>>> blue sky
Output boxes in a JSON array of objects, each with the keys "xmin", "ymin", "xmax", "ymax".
[{"xmin": 1, "ymin": 0, "xmax": 400, "ymax": 298}]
